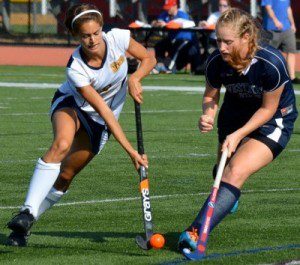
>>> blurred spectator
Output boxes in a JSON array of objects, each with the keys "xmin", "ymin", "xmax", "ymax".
[
  {"xmin": 152, "ymin": 0, "xmax": 202, "ymax": 74},
  {"xmin": 115, "ymin": 0, "xmax": 148, "ymax": 24},
  {"xmin": 261, "ymin": 0, "xmax": 300, "ymax": 84},
  {"xmin": 49, "ymin": 0, "xmax": 80, "ymax": 34},
  {"xmin": 199, "ymin": 0, "xmax": 231, "ymax": 40}
]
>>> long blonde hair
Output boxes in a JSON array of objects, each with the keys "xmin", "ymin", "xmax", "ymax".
[{"xmin": 217, "ymin": 8, "xmax": 260, "ymax": 73}]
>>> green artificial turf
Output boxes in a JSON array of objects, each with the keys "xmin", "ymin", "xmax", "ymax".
[{"xmin": 0, "ymin": 66, "xmax": 299, "ymax": 264}]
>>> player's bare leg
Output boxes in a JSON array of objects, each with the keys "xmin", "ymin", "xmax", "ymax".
[
  {"xmin": 7, "ymin": 108, "xmax": 80, "ymax": 246},
  {"xmin": 43, "ymin": 108, "xmax": 80, "ymax": 163},
  {"xmin": 54, "ymin": 126, "xmax": 95, "ymax": 192},
  {"xmin": 36, "ymin": 126, "xmax": 95, "ymax": 219},
  {"xmin": 222, "ymin": 138, "xmax": 273, "ymax": 188},
  {"xmin": 179, "ymin": 138, "xmax": 274, "ymax": 251}
]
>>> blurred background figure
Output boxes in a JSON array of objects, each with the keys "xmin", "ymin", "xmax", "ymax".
[
  {"xmin": 48, "ymin": 0, "xmax": 80, "ymax": 34},
  {"xmin": 115, "ymin": 0, "xmax": 148, "ymax": 24},
  {"xmin": 151, "ymin": 0, "xmax": 202, "ymax": 74},
  {"xmin": 261, "ymin": 0, "xmax": 300, "ymax": 84},
  {"xmin": 199, "ymin": 0, "xmax": 231, "ymax": 44},
  {"xmin": 199, "ymin": 0, "xmax": 231, "ymax": 30}
]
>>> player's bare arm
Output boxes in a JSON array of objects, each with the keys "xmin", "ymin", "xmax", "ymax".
[
  {"xmin": 127, "ymin": 38, "xmax": 156, "ymax": 103},
  {"xmin": 199, "ymin": 84, "xmax": 220, "ymax": 133},
  {"xmin": 77, "ymin": 85, "xmax": 148, "ymax": 169}
]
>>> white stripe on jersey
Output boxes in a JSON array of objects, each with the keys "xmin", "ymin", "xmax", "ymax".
[
  {"xmin": 99, "ymin": 130, "xmax": 109, "ymax": 154},
  {"xmin": 267, "ymin": 118, "xmax": 284, "ymax": 143}
]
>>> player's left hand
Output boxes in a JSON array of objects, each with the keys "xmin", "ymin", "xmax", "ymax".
[
  {"xmin": 128, "ymin": 75, "xmax": 143, "ymax": 103},
  {"xmin": 222, "ymin": 131, "xmax": 243, "ymax": 157}
]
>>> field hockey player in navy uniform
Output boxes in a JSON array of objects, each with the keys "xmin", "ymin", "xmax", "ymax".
[
  {"xmin": 178, "ymin": 8, "xmax": 298, "ymax": 251},
  {"xmin": 6, "ymin": 3, "xmax": 156, "ymax": 247}
]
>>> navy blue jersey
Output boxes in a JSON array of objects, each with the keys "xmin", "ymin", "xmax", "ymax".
[{"xmin": 205, "ymin": 45, "xmax": 298, "ymax": 148}]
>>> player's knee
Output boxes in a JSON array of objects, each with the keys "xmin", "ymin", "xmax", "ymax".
[
  {"xmin": 51, "ymin": 139, "xmax": 71, "ymax": 156},
  {"xmin": 222, "ymin": 164, "xmax": 247, "ymax": 185}
]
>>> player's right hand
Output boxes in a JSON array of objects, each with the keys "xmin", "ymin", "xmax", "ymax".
[
  {"xmin": 128, "ymin": 75, "xmax": 143, "ymax": 103},
  {"xmin": 198, "ymin": 115, "xmax": 214, "ymax": 133},
  {"xmin": 130, "ymin": 150, "xmax": 148, "ymax": 171}
]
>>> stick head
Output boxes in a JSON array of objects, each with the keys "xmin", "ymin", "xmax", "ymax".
[
  {"xmin": 135, "ymin": 235, "xmax": 152, "ymax": 250},
  {"xmin": 182, "ymin": 248, "xmax": 206, "ymax": 260}
]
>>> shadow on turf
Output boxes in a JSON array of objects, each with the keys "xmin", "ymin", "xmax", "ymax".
[
  {"xmin": 0, "ymin": 231, "xmax": 147, "ymax": 256},
  {"xmin": 33, "ymin": 231, "xmax": 182, "ymax": 252},
  {"xmin": 0, "ymin": 230, "xmax": 182, "ymax": 255},
  {"xmin": 35, "ymin": 231, "xmax": 121, "ymax": 244},
  {"xmin": 0, "ymin": 233, "xmax": 8, "ymax": 245},
  {"xmin": 0, "ymin": 233, "xmax": 12, "ymax": 253}
]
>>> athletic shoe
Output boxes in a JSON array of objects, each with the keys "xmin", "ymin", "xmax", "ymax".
[
  {"xmin": 178, "ymin": 228, "xmax": 198, "ymax": 251},
  {"xmin": 230, "ymin": 200, "xmax": 239, "ymax": 214},
  {"xmin": 7, "ymin": 209, "xmax": 35, "ymax": 234},
  {"xmin": 6, "ymin": 231, "xmax": 30, "ymax": 247}
]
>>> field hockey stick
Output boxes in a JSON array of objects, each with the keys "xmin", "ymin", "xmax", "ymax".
[
  {"xmin": 182, "ymin": 148, "xmax": 228, "ymax": 260},
  {"xmin": 134, "ymin": 101, "xmax": 154, "ymax": 250}
]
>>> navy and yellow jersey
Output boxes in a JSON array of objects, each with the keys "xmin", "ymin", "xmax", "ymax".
[{"xmin": 205, "ymin": 45, "xmax": 298, "ymax": 148}]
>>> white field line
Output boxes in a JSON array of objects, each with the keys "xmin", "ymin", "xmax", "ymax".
[
  {"xmin": 0, "ymin": 82, "xmax": 207, "ymax": 91},
  {"xmin": 0, "ymin": 82, "xmax": 61, "ymax": 89},
  {"xmin": 3, "ymin": 73, "xmax": 64, "ymax": 77},
  {"xmin": 1, "ymin": 82, "xmax": 300, "ymax": 95},
  {"xmin": 0, "ymin": 187, "xmax": 299, "ymax": 210},
  {"xmin": 261, "ymin": 261, "xmax": 300, "ymax": 265}
]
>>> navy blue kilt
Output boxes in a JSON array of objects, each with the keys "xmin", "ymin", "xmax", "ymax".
[{"xmin": 50, "ymin": 90, "xmax": 110, "ymax": 154}]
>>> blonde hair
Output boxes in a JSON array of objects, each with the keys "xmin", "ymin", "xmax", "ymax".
[
  {"xmin": 217, "ymin": 8, "xmax": 260, "ymax": 73},
  {"xmin": 65, "ymin": 4, "xmax": 103, "ymax": 36}
]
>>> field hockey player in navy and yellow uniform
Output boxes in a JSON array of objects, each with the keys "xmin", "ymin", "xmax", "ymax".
[
  {"xmin": 178, "ymin": 8, "xmax": 298, "ymax": 251},
  {"xmin": 6, "ymin": 3, "xmax": 156, "ymax": 247}
]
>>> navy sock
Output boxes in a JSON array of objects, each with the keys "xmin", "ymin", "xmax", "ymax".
[{"xmin": 189, "ymin": 181, "xmax": 241, "ymax": 232}]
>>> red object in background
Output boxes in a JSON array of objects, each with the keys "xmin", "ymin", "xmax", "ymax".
[{"xmin": 163, "ymin": 0, "xmax": 178, "ymax": 11}]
